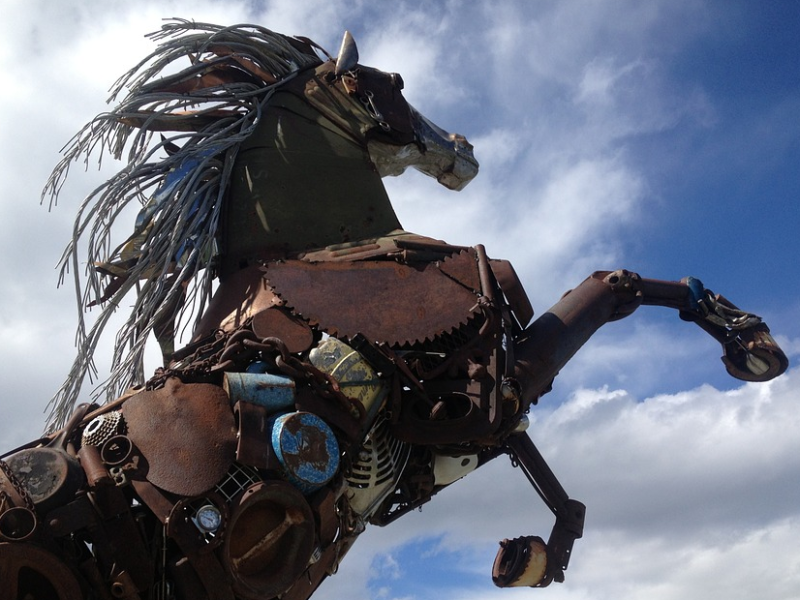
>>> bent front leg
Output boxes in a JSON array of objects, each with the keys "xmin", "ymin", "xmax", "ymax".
[{"xmin": 512, "ymin": 270, "xmax": 788, "ymax": 405}]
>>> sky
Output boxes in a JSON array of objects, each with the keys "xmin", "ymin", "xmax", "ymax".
[{"xmin": 1, "ymin": 1, "xmax": 799, "ymax": 599}]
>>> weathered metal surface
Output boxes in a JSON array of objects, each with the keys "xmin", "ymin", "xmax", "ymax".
[
  {"xmin": 493, "ymin": 536, "xmax": 549, "ymax": 588},
  {"xmin": 223, "ymin": 481, "xmax": 316, "ymax": 600},
  {"xmin": 309, "ymin": 336, "xmax": 387, "ymax": 415},
  {"xmin": 122, "ymin": 378, "xmax": 237, "ymax": 496},
  {"xmin": 4, "ymin": 448, "xmax": 85, "ymax": 513},
  {"xmin": 3, "ymin": 21, "xmax": 790, "ymax": 600},
  {"xmin": 81, "ymin": 410, "xmax": 124, "ymax": 448},
  {"xmin": 233, "ymin": 401, "xmax": 276, "ymax": 469},
  {"xmin": 77, "ymin": 444, "xmax": 113, "ymax": 488},
  {"xmin": 264, "ymin": 252, "xmax": 481, "ymax": 345},
  {"xmin": 224, "ymin": 371, "xmax": 297, "ymax": 411},
  {"xmin": 490, "ymin": 258, "xmax": 535, "ymax": 328},
  {"xmin": 251, "ymin": 307, "xmax": 315, "ymax": 354},
  {"xmin": 721, "ymin": 325, "xmax": 787, "ymax": 381},
  {"xmin": 0, "ymin": 507, "xmax": 37, "ymax": 541},
  {"xmin": 270, "ymin": 411, "xmax": 340, "ymax": 494},
  {"xmin": 0, "ymin": 542, "xmax": 84, "ymax": 600}
]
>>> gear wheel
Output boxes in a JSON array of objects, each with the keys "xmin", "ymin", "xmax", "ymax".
[
  {"xmin": 264, "ymin": 251, "xmax": 481, "ymax": 346},
  {"xmin": 81, "ymin": 411, "xmax": 125, "ymax": 448}
]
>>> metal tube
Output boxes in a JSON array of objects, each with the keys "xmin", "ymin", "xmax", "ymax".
[{"xmin": 513, "ymin": 272, "xmax": 633, "ymax": 403}]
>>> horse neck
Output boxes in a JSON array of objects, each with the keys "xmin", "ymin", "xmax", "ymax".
[{"xmin": 219, "ymin": 91, "xmax": 402, "ymax": 278}]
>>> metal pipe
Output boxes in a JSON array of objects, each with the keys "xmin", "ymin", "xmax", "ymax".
[{"xmin": 513, "ymin": 271, "xmax": 638, "ymax": 403}]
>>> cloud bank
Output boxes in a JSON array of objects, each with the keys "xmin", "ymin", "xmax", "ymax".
[{"xmin": 1, "ymin": 1, "xmax": 797, "ymax": 599}]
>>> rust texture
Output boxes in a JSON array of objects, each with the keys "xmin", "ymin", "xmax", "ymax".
[
  {"xmin": 1, "ymin": 23, "xmax": 787, "ymax": 600},
  {"xmin": 122, "ymin": 378, "xmax": 237, "ymax": 496},
  {"xmin": 264, "ymin": 251, "xmax": 481, "ymax": 346}
]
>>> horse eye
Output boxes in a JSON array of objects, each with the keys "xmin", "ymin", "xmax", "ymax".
[{"xmin": 391, "ymin": 73, "xmax": 404, "ymax": 90}]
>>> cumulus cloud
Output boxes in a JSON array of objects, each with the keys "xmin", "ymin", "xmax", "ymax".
[
  {"xmin": 317, "ymin": 367, "xmax": 800, "ymax": 600},
  {"xmin": 0, "ymin": 2, "xmax": 796, "ymax": 600}
]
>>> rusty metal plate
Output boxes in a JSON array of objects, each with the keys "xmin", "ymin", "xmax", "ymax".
[
  {"xmin": 490, "ymin": 259, "xmax": 534, "ymax": 328},
  {"xmin": 0, "ymin": 542, "xmax": 83, "ymax": 600},
  {"xmin": 264, "ymin": 253, "xmax": 480, "ymax": 346},
  {"xmin": 122, "ymin": 378, "xmax": 237, "ymax": 496},
  {"xmin": 438, "ymin": 249, "xmax": 481, "ymax": 292},
  {"xmin": 251, "ymin": 307, "xmax": 314, "ymax": 354},
  {"xmin": 4, "ymin": 448, "xmax": 85, "ymax": 513}
]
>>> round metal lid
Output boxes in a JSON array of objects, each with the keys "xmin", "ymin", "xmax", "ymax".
[{"xmin": 122, "ymin": 378, "xmax": 237, "ymax": 496}]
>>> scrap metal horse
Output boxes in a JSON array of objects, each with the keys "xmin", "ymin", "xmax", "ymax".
[{"xmin": 0, "ymin": 22, "xmax": 788, "ymax": 600}]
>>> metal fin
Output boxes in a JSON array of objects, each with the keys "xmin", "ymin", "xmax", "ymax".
[{"xmin": 335, "ymin": 31, "xmax": 359, "ymax": 75}]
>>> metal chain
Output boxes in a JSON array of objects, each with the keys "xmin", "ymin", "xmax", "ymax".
[
  {"xmin": 146, "ymin": 328, "xmax": 235, "ymax": 389},
  {"xmin": 240, "ymin": 337, "xmax": 366, "ymax": 420},
  {"xmin": 0, "ymin": 458, "xmax": 35, "ymax": 512},
  {"xmin": 359, "ymin": 90, "xmax": 390, "ymax": 131},
  {"xmin": 148, "ymin": 324, "xmax": 366, "ymax": 421}
]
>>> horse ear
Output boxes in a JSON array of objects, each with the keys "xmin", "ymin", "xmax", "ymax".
[{"xmin": 335, "ymin": 31, "xmax": 359, "ymax": 75}]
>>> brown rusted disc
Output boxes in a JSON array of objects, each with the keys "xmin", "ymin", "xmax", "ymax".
[
  {"xmin": 438, "ymin": 249, "xmax": 481, "ymax": 292},
  {"xmin": 251, "ymin": 307, "xmax": 314, "ymax": 353},
  {"xmin": 264, "ymin": 253, "xmax": 480, "ymax": 346},
  {"xmin": 223, "ymin": 481, "xmax": 315, "ymax": 600},
  {"xmin": 0, "ymin": 542, "xmax": 83, "ymax": 600},
  {"xmin": 122, "ymin": 378, "xmax": 237, "ymax": 496}
]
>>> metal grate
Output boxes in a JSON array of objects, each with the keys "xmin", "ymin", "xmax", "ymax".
[{"xmin": 214, "ymin": 463, "xmax": 262, "ymax": 503}]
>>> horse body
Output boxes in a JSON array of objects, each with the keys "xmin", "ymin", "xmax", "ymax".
[{"xmin": 0, "ymin": 22, "xmax": 788, "ymax": 600}]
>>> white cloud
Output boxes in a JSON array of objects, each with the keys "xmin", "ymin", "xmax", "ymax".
[
  {"xmin": 0, "ymin": 2, "xmax": 796, "ymax": 600},
  {"xmin": 317, "ymin": 367, "xmax": 800, "ymax": 600}
]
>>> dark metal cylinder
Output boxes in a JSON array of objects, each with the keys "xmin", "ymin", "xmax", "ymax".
[
  {"xmin": 514, "ymin": 273, "xmax": 624, "ymax": 402},
  {"xmin": 78, "ymin": 445, "xmax": 114, "ymax": 488}
]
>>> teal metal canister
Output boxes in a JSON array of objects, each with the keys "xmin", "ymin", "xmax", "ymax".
[{"xmin": 223, "ymin": 372, "xmax": 296, "ymax": 412}]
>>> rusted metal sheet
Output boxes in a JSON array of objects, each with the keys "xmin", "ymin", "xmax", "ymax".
[
  {"xmin": 264, "ymin": 252, "xmax": 481, "ymax": 345},
  {"xmin": 122, "ymin": 378, "xmax": 237, "ymax": 496},
  {"xmin": 490, "ymin": 259, "xmax": 534, "ymax": 328},
  {"xmin": 0, "ymin": 542, "xmax": 84, "ymax": 600},
  {"xmin": 233, "ymin": 401, "xmax": 275, "ymax": 469},
  {"xmin": 251, "ymin": 307, "xmax": 315, "ymax": 354}
]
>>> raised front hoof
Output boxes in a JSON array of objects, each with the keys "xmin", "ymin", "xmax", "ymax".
[{"xmin": 722, "ymin": 327, "xmax": 789, "ymax": 382}]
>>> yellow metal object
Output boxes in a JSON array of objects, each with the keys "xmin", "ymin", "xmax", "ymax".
[{"xmin": 309, "ymin": 337, "xmax": 386, "ymax": 415}]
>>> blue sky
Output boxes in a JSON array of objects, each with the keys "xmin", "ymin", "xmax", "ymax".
[{"xmin": 1, "ymin": 1, "xmax": 799, "ymax": 599}]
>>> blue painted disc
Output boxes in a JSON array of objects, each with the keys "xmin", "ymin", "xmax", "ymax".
[{"xmin": 271, "ymin": 412, "xmax": 340, "ymax": 493}]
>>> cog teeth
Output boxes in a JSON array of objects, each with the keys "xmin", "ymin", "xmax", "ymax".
[
  {"xmin": 264, "ymin": 254, "xmax": 480, "ymax": 348},
  {"xmin": 81, "ymin": 411, "xmax": 125, "ymax": 447}
]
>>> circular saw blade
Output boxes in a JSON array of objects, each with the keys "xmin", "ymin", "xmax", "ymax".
[{"xmin": 264, "ymin": 252, "xmax": 481, "ymax": 346}]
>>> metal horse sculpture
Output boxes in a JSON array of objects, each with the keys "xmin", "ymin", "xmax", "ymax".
[{"xmin": 0, "ymin": 22, "xmax": 788, "ymax": 600}]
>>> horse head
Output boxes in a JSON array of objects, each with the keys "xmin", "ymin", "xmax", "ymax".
[{"xmin": 311, "ymin": 31, "xmax": 479, "ymax": 191}]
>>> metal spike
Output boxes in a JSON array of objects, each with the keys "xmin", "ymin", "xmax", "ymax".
[{"xmin": 335, "ymin": 31, "xmax": 359, "ymax": 76}]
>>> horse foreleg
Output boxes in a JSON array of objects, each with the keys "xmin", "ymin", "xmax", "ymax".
[
  {"xmin": 491, "ymin": 432, "xmax": 586, "ymax": 588},
  {"xmin": 512, "ymin": 270, "xmax": 788, "ymax": 405}
]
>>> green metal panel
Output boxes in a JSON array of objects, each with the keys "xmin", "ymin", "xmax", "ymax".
[{"xmin": 221, "ymin": 92, "xmax": 401, "ymax": 276}]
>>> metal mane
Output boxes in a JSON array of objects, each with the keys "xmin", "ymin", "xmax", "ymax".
[
  {"xmin": 43, "ymin": 21, "xmax": 326, "ymax": 427},
  {"xmin": 43, "ymin": 21, "xmax": 478, "ymax": 429}
]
